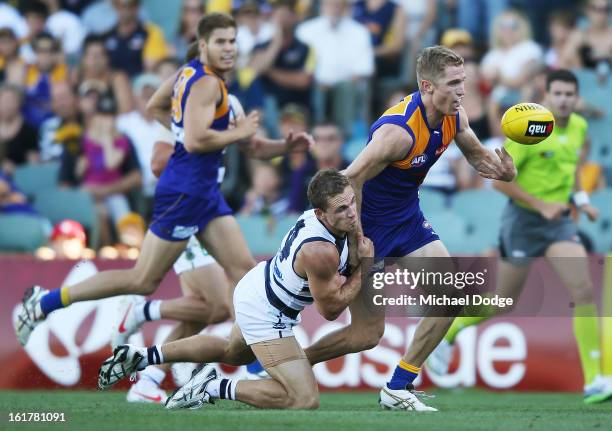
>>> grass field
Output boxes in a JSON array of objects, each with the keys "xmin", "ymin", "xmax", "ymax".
[{"xmin": 1, "ymin": 390, "xmax": 610, "ymax": 431}]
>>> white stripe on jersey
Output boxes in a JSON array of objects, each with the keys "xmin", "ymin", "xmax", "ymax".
[{"xmin": 266, "ymin": 210, "xmax": 350, "ymax": 314}]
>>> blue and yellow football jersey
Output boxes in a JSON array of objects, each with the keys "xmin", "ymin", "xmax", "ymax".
[
  {"xmin": 157, "ymin": 59, "xmax": 230, "ymax": 198},
  {"xmin": 362, "ymin": 91, "xmax": 460, "ymax": 226}
]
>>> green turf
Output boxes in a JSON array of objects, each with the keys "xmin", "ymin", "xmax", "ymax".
[{"xmin": 0, "ymin": 390, "xmax": 610, "ymax": 431}]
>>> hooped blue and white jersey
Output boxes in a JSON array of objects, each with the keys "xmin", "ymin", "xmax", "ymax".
[
  {"xmin": 264, "ymin": 210, "xmax": 350, "ymax": 317},
  {"xmin": 157, "ymin": 59, "xmax": 230, "ymax": 198}
]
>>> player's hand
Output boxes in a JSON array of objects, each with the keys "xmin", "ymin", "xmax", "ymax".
[
  {"xmin": 476, "ymin": 148, "xmax": 516, "ymax": 182},
  {"xmin": 357, "ymin": 232, "xmax": 374, "ymax": 259},
  {"xmin": 580, "ymin": 204, "xmax": 599, "ymax": 222},
  {"xmin": 237, "ymin": 110, "xmax": 260, "ymax": 140},
  {"xmin": 285, "ymin": 131, "xmax": 314, "ymax": 153},
  {"xmin": 536, "ymin": 201, "xmax": 569, "ymax": 220}
]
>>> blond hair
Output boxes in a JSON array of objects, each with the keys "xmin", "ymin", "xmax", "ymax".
[
  {"xmin": 490, "ymin": 10, "xmax": 533, "ymax": 49},
  {"xmin": 416, "ymin": 45, "xmax": 464, "ymax": 91}
]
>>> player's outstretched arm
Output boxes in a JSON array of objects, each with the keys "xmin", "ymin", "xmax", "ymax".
[
  {"xmin": 239, "ymin": 131, "xmax": 315, "ymax": 160},
  {"xmin": 344, "ymin": 124, "xmax": 413, "ymax": 214},
  {"xmin": 183, "ymin": 77, "xmax": 259, "ymax": 153},
  {"xmin": 455, "ymin": 107, "xmax": 516, "ymax": 182},
  {"xmin": 146, "ymin": 72, "xmax": 178, "ymax": 129}
]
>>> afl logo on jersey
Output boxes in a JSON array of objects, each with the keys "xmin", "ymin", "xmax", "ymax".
[{"xmin": 411, "ymin": 154, "xmax": 428, "ymax": 167}]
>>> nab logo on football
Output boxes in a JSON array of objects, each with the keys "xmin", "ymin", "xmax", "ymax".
[
  {"xmin": 411, "ymin": 154, "xmax": 428, "ymax": 167},
  {"xmin": 525, "ymin": 121, "xmax": 553, "ymax": 137}
]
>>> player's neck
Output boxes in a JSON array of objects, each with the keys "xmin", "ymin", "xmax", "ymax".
[
  {"xmin": 421, "ymin": 93, "xmax": 444, "ymax": 129},
  {"xmin": 555, "ymin": 115, "xmax": 570, "ymax": 128}
]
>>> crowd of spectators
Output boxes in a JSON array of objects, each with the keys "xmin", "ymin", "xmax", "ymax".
[{"xmin": 0, "ymin": 0, "xmax": 610, "ymax": 254}]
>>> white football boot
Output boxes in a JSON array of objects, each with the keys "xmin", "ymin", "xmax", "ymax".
[
  {"xmin": 426, "ymin": 339, "xmax": 454, "ymax": 375},
  {"xmin": 584, "ymin": 375, "xmax": 612, "ymax": 404},
  {"xmin": 13, "ymin": 285, "xmax": 48, "ymax": 346},
  {"xmin": 127, "ymin": 377, "xmax": 168, "ymax": 404},
  {"xmin": 165, "ymin": 364, "xmax": 217, "ymax": 410},
  {"xmin": 379, "ymin": 383, "xmax": 438, "ymax": 411},
  {"xmin": 111, "ymin": 295, "xmax": 146, "ymax": 350},
  {"xmin": 98, "ymin": 344, "xmax": 147, "ymax": 389}
]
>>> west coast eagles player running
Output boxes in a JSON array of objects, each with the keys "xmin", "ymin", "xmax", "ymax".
[
  {"xmin": 429, "ymin": 69, "xmax": 612, "ymax": 404},
  {"xmin": 98, "ymin": 169, "xmax": 374, "ymax": 410},
  {"xmin": 13, "ymin": 14, "xmax": 311, "ymax": 348},
  {"xmin": 300, "ymin": 46, "xmax": 517, "ymax": 411}
]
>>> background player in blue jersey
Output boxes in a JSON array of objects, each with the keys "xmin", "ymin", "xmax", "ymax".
[
  {"xmin": 14, "ymin": 13, "xmax": 313, "ymax": 347},
  {"xmin": 302, "ymin": 46, "xmax": 517, "ymax": 410}
]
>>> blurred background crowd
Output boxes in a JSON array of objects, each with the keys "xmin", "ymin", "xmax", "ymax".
[{"xmin": 0, "ymin": 0, "xmax": 611, "ymax": 259}]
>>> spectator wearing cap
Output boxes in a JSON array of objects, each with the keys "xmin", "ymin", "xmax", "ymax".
[
  {"xmin": 59, "ymin": 81, "xmax": 141, "ymax": 246},
  {"xmin": 0, "ymin": 84, "xmax": 39, "ymax": 176},
  {"xmin": 23, "ymin": 32, "xmax": 69, "ymax": 129},
  {"xmin": 440, "ymin": 28, "xmax": 490, "ymax": 141},
  {"xmin": 116, "ymin": 73, "xmax": 163, "ymax": 219},
  {"xmin": 102, "ymin": 0, "xmax": 169, "ymax": 78},
  {"xmin": 170, "ymin": 0, "xmax": 205, "ymax": 63},
  {"xmin": 296, "ymin": 0, "xmax": 374, "ymax": 136},
  {"xmin": 36, "ymin": 219, "xmax": 94, "ymax": 260},
  {"xmin": 71, "ymin": 35, "xmax": 133, "ymax": 115},
  {"xmin": 249, "ymin": 0, "xmax": 314, "ymax": 137},
  {"xmin": 0, "ymin": 27, "xmax": 26, "ymax": 85},
  {"xmin": 98, "ymin": 211, "xmax": 145, "ymax": 259},
  {"xmin": 38, "ymin": 81, "xmax": 82, "ymax": 162}
]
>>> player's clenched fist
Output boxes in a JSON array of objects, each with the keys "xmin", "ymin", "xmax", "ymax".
[{"xmin": 236, "ymin": 110, "xmax": 260, "ymax": 140}]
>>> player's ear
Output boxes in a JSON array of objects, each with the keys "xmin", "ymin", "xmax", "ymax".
[
  {"xmin": 198, "ymin": 38, "xmax": 207, "ymax": 55},
  {"xmin": 314, "ymin": 208, "xmax": 324, "ymax": 221},
  {"xmin": 421, "ymin": 79, "xmax": 433, "ymax": 94}
]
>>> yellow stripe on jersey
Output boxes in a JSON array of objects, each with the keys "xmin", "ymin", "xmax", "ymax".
[
  {"xmin": 204, "ymin": 66, "xmax": 229, "ymax": 119},
  {"xmin": 392, "ymin": 109, "xmax": 430, "ymax": 169}
]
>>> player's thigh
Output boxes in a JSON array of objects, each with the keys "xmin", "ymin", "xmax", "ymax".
[
  {"xmin": 251, "ymin": 337, "xmax": 317, "ymax": 399},
  {"xmin": 407, "ymin": 239, "xmax": 451, "ymax": 258},
  {"xmin": 199, "ymin": 215, "xmax": 256, "ymax": 279},
  {"xmin": 226, "ymin": 323, "xmax": 256, "ymax": 365},
  {"xmin": 180, "ymin": 262, "xmax": 229, "ymax": 303},
  {"xmin": 545, "ymin": 241, "xmax": 593, "ymax": 300},
  {"xmin": 133, "ymin": 230, "xmax": 188, "ymax": 283}
]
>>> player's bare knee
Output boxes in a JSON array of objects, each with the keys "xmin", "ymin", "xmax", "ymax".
[
  {"xmin": 120, "ymin": 269, "xmax": 156, "ymax": 295},
  {"xmin": 350, "ymin": 319, "xmax": 384, "ymax": 351},
  {"xmin": 209, "ymin": 303, "xmax": 231, "ymax": 325},
  {"xmin": 286, "ymin": 389, "xmax": 319, "ymax": 409},
  {"xmin": 570, "ymin": 279, "xmax": 594, "ymax": 305}
]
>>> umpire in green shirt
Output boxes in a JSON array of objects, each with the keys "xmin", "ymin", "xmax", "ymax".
[{"xmin": 438, "ymin": 69, "xmax": 611, "ymax": 404}]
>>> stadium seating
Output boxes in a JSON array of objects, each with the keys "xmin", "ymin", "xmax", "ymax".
[
  {"xmin": 578, "ymin": 189, "xmax": 612, "ymax": 253},
  {"xmin": 419, "ymin": 188, "xmax": 447, "ymax": 214},
  {"xmin": 33, "ymin": 189, "xmax": 99, "ymax": 249},
  {"xmin": 236, "ymin": 214, "xmax": 279, "ymax": 256},
  {"xmin": 13, "ymin": 162, "xmax": 60, "ymax": 199},
  {"xmin": 451, "ymin": 189, "xmax": 505, "ymax": 252},
  {"xmin": 0, "ymin": 214, "xmax": 48, "ymax": 252},
  {"xmin": 425, "ymin": 209, "xmax": 468, "ymax": 254}
]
